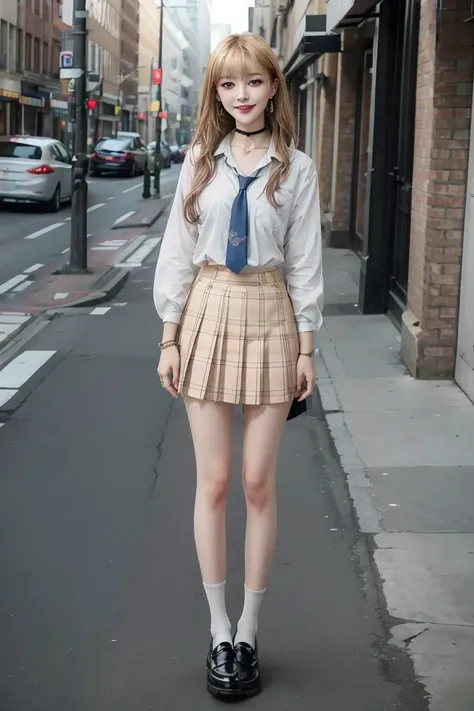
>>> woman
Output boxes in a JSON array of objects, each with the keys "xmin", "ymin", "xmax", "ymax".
[{"xmin": 153, "ymin": 33, "xmax": 323, "ymax": 699}]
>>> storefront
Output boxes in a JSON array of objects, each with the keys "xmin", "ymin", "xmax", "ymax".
[
  {"xmin": 283, "ymin": 15, "xmax": 341, "ymax": 156},
  {"xmin": 0, "ymin": 85, "xmax": 21, "ymax": 136},
  {"xmin": 328, "ymin": 0, "xmax": 421, "ymax": 325},
  {"xmin": 456, "ymin": 73, "xmax": 474, "ymax": 403}
]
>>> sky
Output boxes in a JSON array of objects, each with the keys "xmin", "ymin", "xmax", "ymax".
[{"xmin": 211, "ymin": 0, "xmax": 255, "ymax": 33}]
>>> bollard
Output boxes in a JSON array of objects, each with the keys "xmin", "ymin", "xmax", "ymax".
[{"xmin": 142, "ymin": 162, "xmax": 151, "ymax": 199}]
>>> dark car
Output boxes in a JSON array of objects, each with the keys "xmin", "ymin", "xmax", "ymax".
[
  {"xmin": 89, "ymin": 137, "xmax": 147, "ymax": 177},
  {"xmin": 169, "ymin": 143, "xmax": 184, "ymax": 163}
]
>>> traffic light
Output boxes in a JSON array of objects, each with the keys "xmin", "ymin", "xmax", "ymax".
[{"xmin": 86, "ymin": 98, "xmax": 98, "ymax": 110}]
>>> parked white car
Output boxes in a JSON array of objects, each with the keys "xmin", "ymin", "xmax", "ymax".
[{"xmin": 0, "ymin": 136, "xmax": 73, "ymax": 212}]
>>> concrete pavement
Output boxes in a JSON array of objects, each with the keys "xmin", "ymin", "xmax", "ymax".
[
  {"xmin": 0, "ymin": 219, "xmax": 427, "ymax": 709},
  {"xmin": 318, "ymin": 247, "xmax": 474, "ymax": 711}
]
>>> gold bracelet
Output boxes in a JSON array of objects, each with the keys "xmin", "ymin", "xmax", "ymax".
[
  {"xmin": 298, "ymin": 350, "xmax": 316, "ymax": 357},
  {"xmin": 160, "ymin": 340, "xmax": 177, "ymax": 351}
]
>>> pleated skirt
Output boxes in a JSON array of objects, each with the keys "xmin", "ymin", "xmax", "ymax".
[{"xmin": 177, "ymin": 264, "xmax": 299, "ymax": 405}]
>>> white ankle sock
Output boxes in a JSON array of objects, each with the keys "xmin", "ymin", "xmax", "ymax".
[
  {"xmin": 234, "ymin": 585, "xmax": 266, "ymax": 648},
  {"xmin": 203, "ymin": 580, "xmax": 232, "ymax": 648}
]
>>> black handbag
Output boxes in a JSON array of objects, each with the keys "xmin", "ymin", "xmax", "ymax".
[{"xmin": 287, "ymin": 397, "xmax": 307, "ymax": 421}]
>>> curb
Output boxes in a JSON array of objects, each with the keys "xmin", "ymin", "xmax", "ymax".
[
  {"xmin": 112, "ymin": 198, "xmax": 171, "ymax": 230},
  {"xmin": 66, "ymin": 267, "xmax": 131, "ymax": 308},
  {"xmin": 0, "ymin": 313, "xmax": 35, "ymax": 355}
]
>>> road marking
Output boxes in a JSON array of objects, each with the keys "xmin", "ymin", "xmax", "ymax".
[
  {"xmin": 113, "ymin": 302, "xmax": 128, "ymax": 306},
  {"xmin": 61, "ymin": 247, "xmax": 70, "ymax": 254},
  {"xmin": 0, "ymin": 389, "xmax": 16, "ymax": 407},
  {"xmin": 64, "ymin": 217, "xmax": 71, "ymax": 222},
  {"xmin": 0, "ymin": 275, "xmax": 28, "ymax": 295},
  {"xmin": 87, "ymin": 202, "xmax": 106, "ymax": 213},
  {"xmin": 23, "ymin": 263, "xmax": 43, "ymax": 274},
  {"xmin": 114, "ymin": 211, "xmax": 135, "ymax": 225},
  {"xmin": 0, "ymin": 312, "xmax": 30, "ymax": 324},
  {"xmin": 107, "ymin": 197, "xmax": 114, "ymax": 201},
  {"xmin": 162, "ymin": 193, "xmax": 174, "ymax": 199},
  {"xmin": 13, "ymin": 280, "xmax": 32, "ymax": 293},
  {"xmin": 54, "ymin": 293, "xmax": 69, "ymax": 300},
  {"xmin": 0, "ymin": 350, "xmax": 56, "ymax": 389},
  {"xmin": 24, "ymin": 223, "xmax": 63, "ymax": 240},
  {"xmin": 91, "ymin": 238, "xmax": 127, "ymax": 251},
  {"xmin": 122, "ymin": 183, "xmax": 142, "ymax": 193},
  {"xmin": 91, "ymin": 306, "xmax": 111, "ymax": 315},
  {"xmin": 115, "ymin": 237, "xmax": 161, "ymax": 267}
]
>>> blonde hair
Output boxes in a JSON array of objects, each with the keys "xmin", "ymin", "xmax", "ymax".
[{"xmin": 183, "ymin": 33, "xmax": 296, "ymax": 223}]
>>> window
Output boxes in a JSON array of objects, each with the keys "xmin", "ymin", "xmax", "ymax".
[
  {"xmin": 34, "ymin": 0, "xmax": 41, "ymax": 14},
  {"xmin": 51, "ymin": 39, "xmax": 60, "ymax": 77},
  {"xmin": 171, "ymin": 57, "xmax": 178, "ymax": 70},
  {"xmin": 43, "ymin": 0, "xmax": 50, "ymax": 21},
  {"xmin": 25, "ymin": 33, "xmax": 32, "ymax": 71},
  {"xmin": 0, "ymin": 142, "xmax": 42, "ymax": 160},
  {"xmin": 34, "ymin": 37, "xmax": 40, "ymax": 71},
  {"xmin": 43, "ymin": 41, "xmax": 49, "ymax": 74},
  {"xmin": 0, "ymin": 21, "xmax": 7, "ymax": 60},
  {"xmin": 9, "ymin": 25, "xmax": 15, "ymax": 72},
  {"xmin": 16, "ymin": 29, "xmax": 23, "ymax": 71}
]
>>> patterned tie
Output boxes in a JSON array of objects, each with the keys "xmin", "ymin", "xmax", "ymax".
[{"xmin": 226, "ymin": 174, "xmax": 258, "ymax": 274}]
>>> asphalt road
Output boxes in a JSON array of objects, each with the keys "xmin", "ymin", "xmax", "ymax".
[
  {"xmin": 0, "ymin": 216, "xmax": 427, "ymax": 710},
  {"xmin": 0, "ymin": 165, "xmax": 181, "ymax": 298}
]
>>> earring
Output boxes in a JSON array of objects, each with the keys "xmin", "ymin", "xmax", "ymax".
[{"xmin": 269, "ymin": 98, "xmax": 274, "ymax": 114}]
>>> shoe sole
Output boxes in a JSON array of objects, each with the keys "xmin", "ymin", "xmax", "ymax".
[{"xmin": 207, "ymin": 681, "xmax": 242, "ymax": 699}]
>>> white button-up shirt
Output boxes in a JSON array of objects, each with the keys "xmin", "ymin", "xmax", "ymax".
[{"xmin": 153, "ymin": 133, "xmax": 323, "ymax": 333}]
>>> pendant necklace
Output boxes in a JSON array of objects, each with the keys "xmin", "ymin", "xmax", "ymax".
[{"xmin": 232, "ymin": 127, "xmax": 268, "ymax": 154}]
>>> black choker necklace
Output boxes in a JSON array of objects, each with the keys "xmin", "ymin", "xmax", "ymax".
[{"xmin": 234, "ymin": 126, "xmax": 267, "ymax": 138}]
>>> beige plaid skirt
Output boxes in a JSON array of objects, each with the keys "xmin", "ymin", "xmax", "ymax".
[{"xmin": 177, "ymin": 264, "xmax": 299, "ymax": 405}]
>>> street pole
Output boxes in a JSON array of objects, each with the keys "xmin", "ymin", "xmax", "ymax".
[
  {"xmin": 153, "ymin": 0, "xmax": 164, "ymax": 196},
  {"xmin": 68, "ymin": 0, "xmax": 88, "ymax": 272}
]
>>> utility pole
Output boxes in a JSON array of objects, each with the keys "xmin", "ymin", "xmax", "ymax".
[
  {"xmin": 67, "ymin": 0, "xmax": 88, "ymax": 272},
  {"xmin": 153, "ymin": 0, "xmax": 164, "ymax": 196}
]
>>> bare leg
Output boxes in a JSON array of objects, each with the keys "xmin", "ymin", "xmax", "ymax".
[
  {"xmin": 184, "ymin": 396, "xmax": 233, "ymax": 646},
  {"xmin": 235, "ymin": 401, "xmax": 290, "ymax": 646}
]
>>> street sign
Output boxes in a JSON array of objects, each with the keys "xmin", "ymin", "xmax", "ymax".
[
  {"xmin": 114, "ymin": 105, "xmax": 121, "ymax": 115},
  {"xmin": 150, "ymin": 100, "xmax": 160, "ymax": 113},
  {"xmin": 68, "ymin": 79, "xmax": 75, "ymax": 93},
  {"xmin": 60, "ymin": 50, "xmax": 73, "ymax": 69}
]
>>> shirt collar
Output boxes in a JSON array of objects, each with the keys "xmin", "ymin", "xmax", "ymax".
[{"xmin": 214, "ymin": 132, "xmax": 282, "ymax": 169}]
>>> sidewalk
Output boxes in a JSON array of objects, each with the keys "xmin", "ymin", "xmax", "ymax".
[{"xmin": 318, "ymin": 247, "xmax": 474, "ymax": 711}]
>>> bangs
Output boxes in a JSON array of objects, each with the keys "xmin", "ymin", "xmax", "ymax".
[{"xmin": 215, "ymin": 43, "xmax": 267, "ymax": 82}]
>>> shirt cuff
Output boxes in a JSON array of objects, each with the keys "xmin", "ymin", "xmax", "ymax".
[{"xmin": 161, "ymin": 311, "xmax": 182, "ymax": 324}]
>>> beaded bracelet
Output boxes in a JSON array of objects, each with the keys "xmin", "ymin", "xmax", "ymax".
[{"xmin": 298, "ymin": 350, "xmax": 316, "ymax": 357}]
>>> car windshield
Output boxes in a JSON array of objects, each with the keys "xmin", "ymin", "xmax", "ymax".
[
  {"xmin": 96, "ymin": 139, "xmax": 130, "ymax": 151},
  {"xmin": 0, "ymin": 142, "xmax": 42, "ymax": 160}
]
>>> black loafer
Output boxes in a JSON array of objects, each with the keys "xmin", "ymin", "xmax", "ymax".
[
  {"xmin": 207, "ymin": 641, "xmax": 240, "ymax": 698},
  {"xmin": 234, "ymin": 639, "xmax": 261, "ymax": 697}
]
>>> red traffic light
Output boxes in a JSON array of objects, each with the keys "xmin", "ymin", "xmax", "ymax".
[
  {"xmin": 152, "ymin": 68, "xmax": 163, "ymax": 85},
  {"xmin": 158, "ymin": 110, "xmax": 167, "ymax": 119},
  {"xmin": 86, "ymin": 98, "xmax": 98, "ymax": 110}
]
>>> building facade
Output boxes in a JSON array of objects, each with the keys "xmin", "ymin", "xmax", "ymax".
[
  {"xmin": 119, "ymin": 0, "xmax": 139, "ymax": 129},
  {"xmin": 256, "ymin": 0, "xmax": 474, "ymax": 404},
  {"xmin": 137, "ymin": 0, "xmax": 159, "ymax": 144},
  {"xmin": 0, "ymin": 0, "xmax": 63, "ymax": 138}
]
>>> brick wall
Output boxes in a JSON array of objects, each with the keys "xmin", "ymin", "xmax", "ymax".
[
  {"xmin": 318, "ymin": 52, "xmax": 338, "ymax": 213},
  {"xmin": 406, "ymin": 0, "xmax": 474, "ymax": 378},
  {"xmin": 332, "ymin": 30, "xmax": 361, "ymax": 233}
]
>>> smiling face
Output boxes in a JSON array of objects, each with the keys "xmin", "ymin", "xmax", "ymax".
[{"xmin": 216, "ymin": 68, "xmax": 277, "ymax": 132}]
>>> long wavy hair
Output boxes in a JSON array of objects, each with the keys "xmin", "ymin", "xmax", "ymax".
[{"xmin": 183, "ymin": 33, "xmax": 296, "ymax": 223}]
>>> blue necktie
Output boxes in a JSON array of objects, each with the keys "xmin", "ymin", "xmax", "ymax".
[{"xmin": 226, "ymin": 174, "xmax": 258, "ymax": 274}]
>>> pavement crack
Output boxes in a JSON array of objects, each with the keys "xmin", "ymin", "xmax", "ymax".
[
  {"xmin": 400, "ymin": 627, "xmax": 429, "ymax": 648},
  {"xmin": 149, "ymin": 399, "xmax": 175, "ymax": 496}
]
